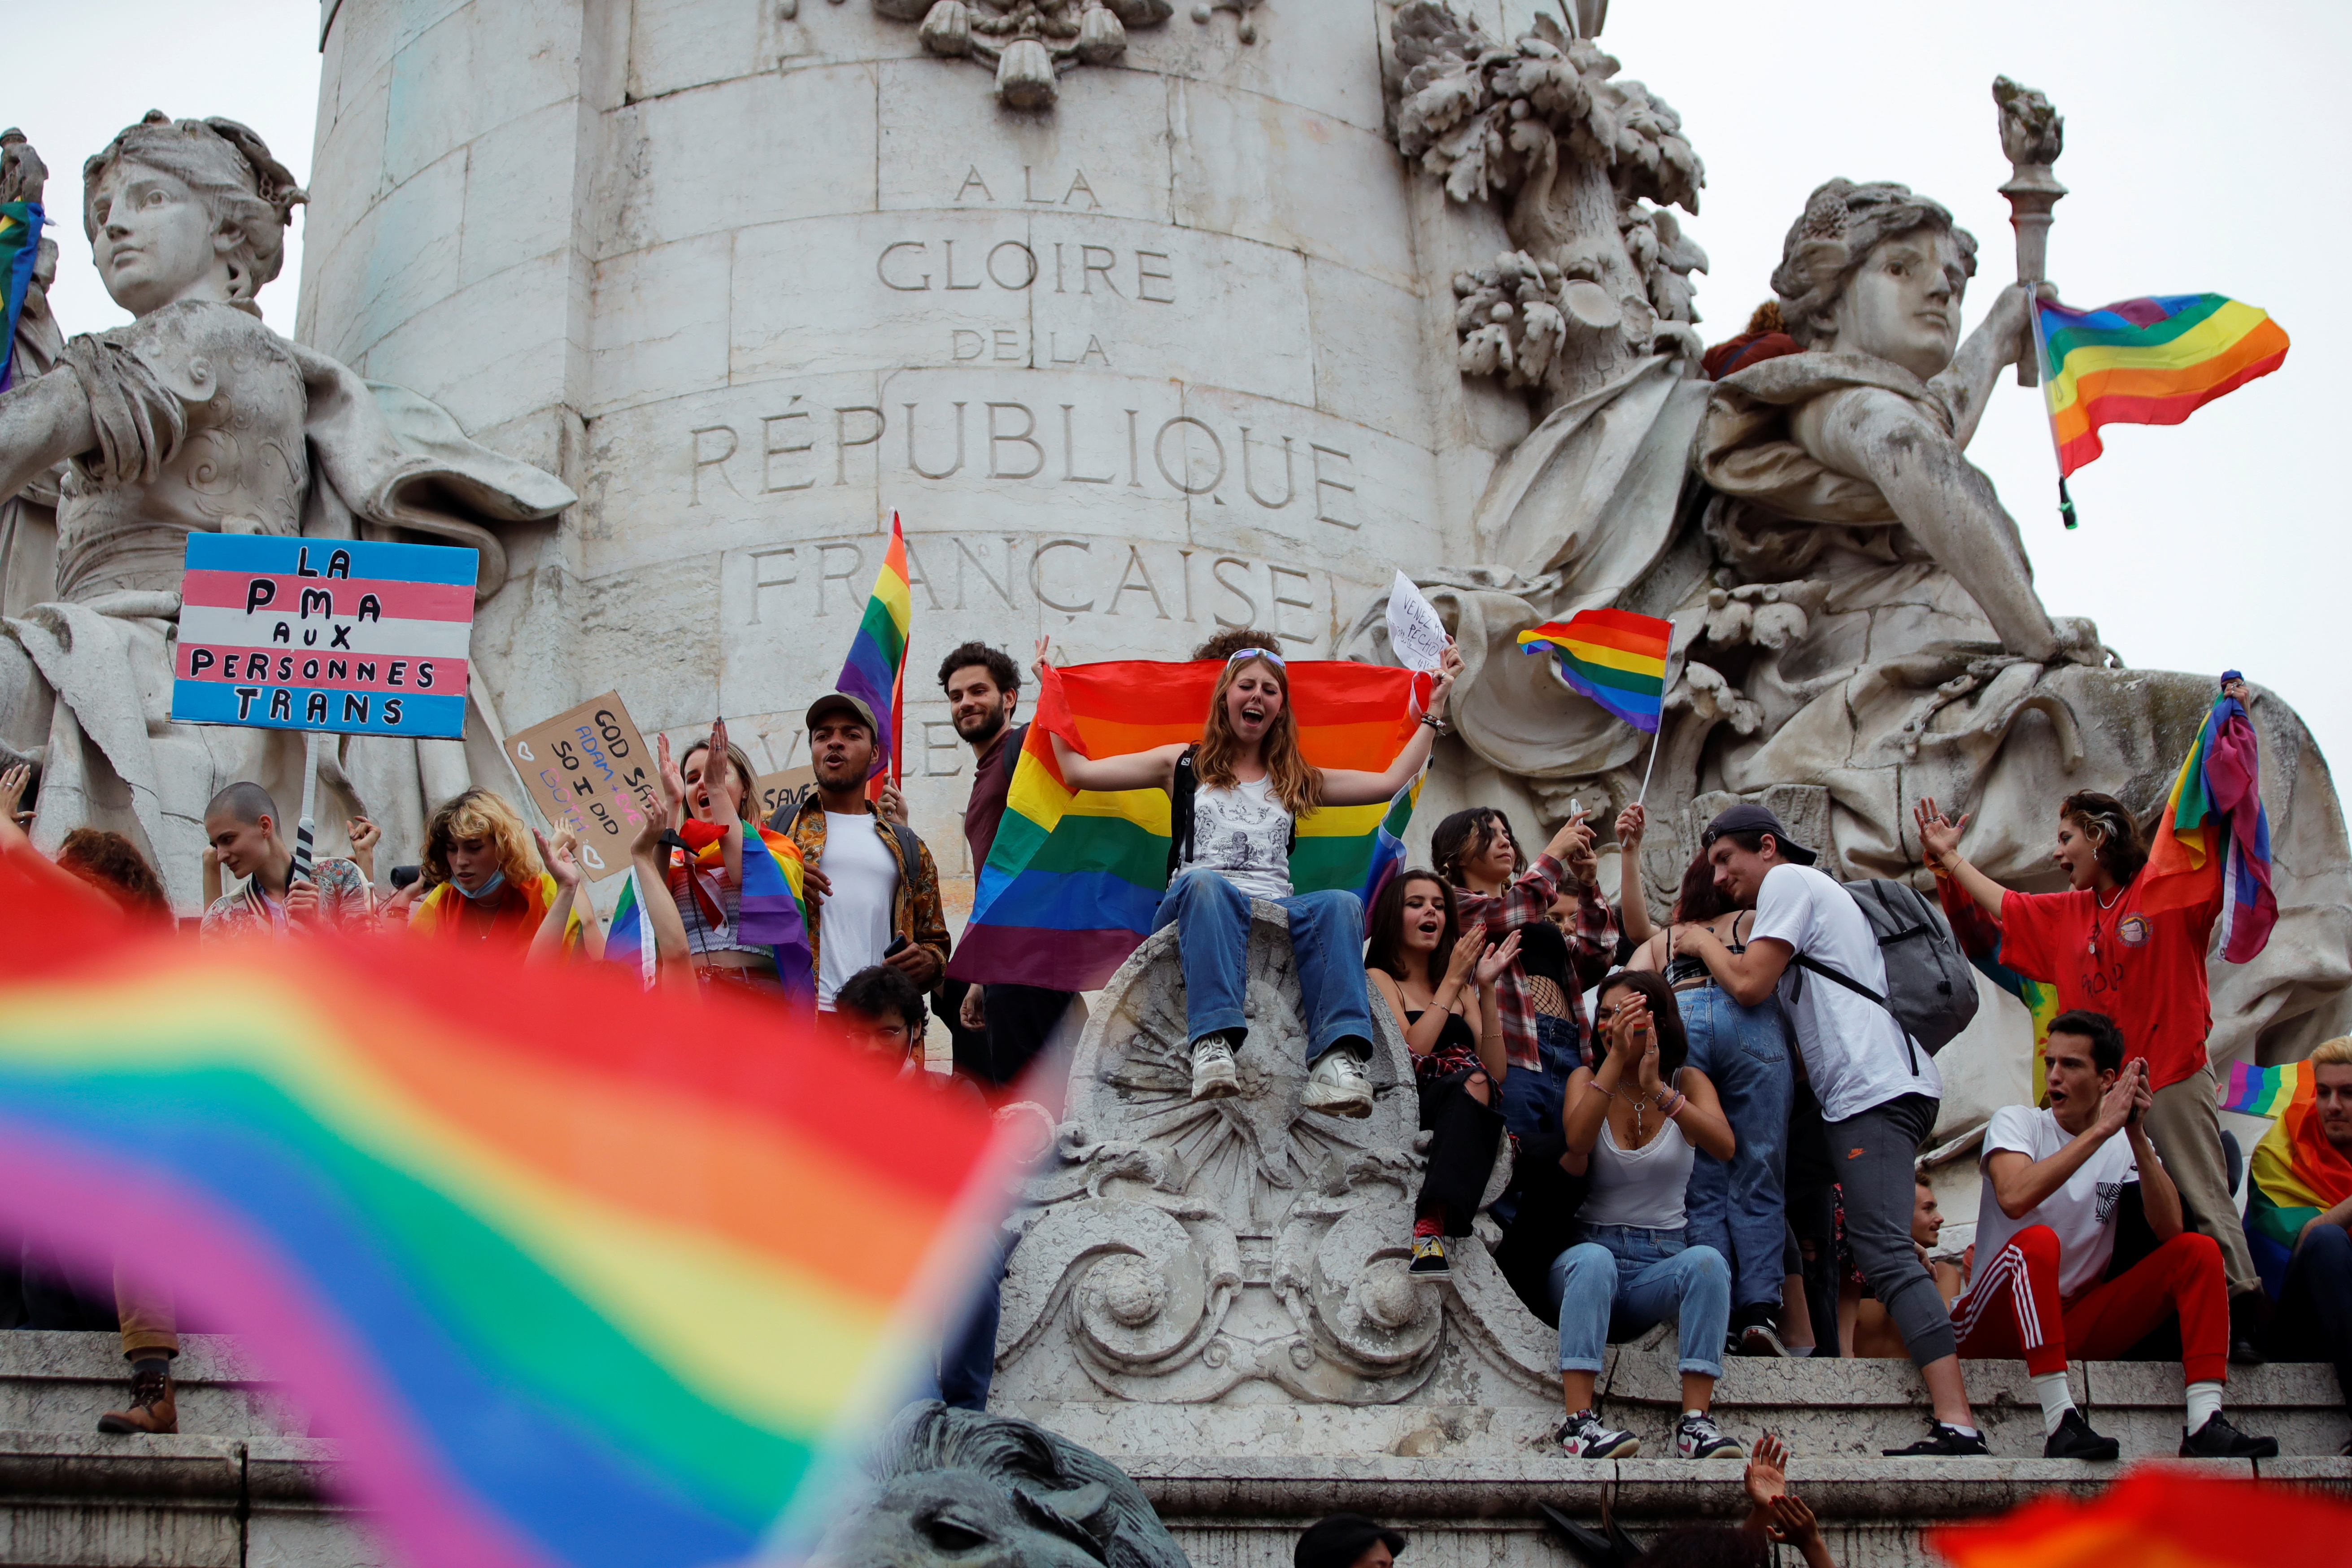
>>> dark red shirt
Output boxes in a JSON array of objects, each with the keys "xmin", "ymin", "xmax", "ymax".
[{"xmin": 962, "ymin": 721, "xmax": 1026, "ymax": 875}]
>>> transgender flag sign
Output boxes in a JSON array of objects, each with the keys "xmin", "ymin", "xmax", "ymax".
[{"xmin": 171, "ymin": 535, "xmax": 477, "ymax": 739}]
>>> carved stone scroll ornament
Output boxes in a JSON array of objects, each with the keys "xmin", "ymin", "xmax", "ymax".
[
  {"xmin": 1390, "ymin": 2, "xmax": 1706, "ymax": 406},
  {"xmin": 873, "ymin": 0, "xmax": 1230, "ymax": 110},
  {"xmin": 992, "ymin": 905, "xmax": 1541, "ymax": 1406}
]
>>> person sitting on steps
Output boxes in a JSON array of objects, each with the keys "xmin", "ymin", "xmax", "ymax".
[
  {"xmin": 1039, "ymin": 636, "xmax": 1460, "ymax": 1115},
  {"xmin": 1365, "ymin": 869, "xmax": 1518, "ymax": 1278}
]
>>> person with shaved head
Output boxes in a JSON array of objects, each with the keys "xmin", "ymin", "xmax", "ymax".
[{"xmin": 198, "ymin": 782, "xmax": 371, "ymax": 939}]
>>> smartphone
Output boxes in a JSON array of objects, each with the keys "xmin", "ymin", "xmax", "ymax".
[{"xmin": 884, "ymin": 934, "xmax": 910, "ymax": 958}]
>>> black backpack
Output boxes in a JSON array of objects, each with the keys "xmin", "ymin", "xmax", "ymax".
[
  {"xmin": 1166, "ymin": 746, "xmax": 1294, "ymax": 879},
  {"xmin": 1787, "ymin": 878, "xmax": 1979, "ymax": 1075}
]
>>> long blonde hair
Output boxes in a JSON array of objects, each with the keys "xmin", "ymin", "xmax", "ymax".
[{"xmin": 1197, "ymin": 653, "xmax": 1320, "ymax": 815}]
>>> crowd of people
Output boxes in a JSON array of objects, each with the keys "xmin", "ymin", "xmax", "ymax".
[{"xmin": 3, "ymin": 641, "xmax": 2346, "ymax": 1479}]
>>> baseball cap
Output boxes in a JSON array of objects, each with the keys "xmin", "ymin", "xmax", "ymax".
[
  {"xmin": 805, "ymin": 692, "xmax": 878, "ymax": 733},
  {"xmin": 1700, "ymin": 801, "xmax": 1818, "ymax": 865}
]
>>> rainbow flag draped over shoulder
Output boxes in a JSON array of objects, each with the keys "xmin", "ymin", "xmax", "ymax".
[
  {"xmin": 606, "ymin": 823, "xmax": 816, "ymax": 1002},
  {"xmin": 946, "ymin": 659, "xmax": 1425, "ymax": 992},
  {"xmin": 1515, "ymin": 609, "xmax": 1673, "ymax": 732},
  {"xmin": 0, "ymin": 852, "xmax": 1015, "ymax": 1568},
  {"xmin": 0, "ymin": 200, "xmax": 40, "ymax": 392},
  {"xmin": 1926, "ymin": 1463, "xmax": 2352, "ymax": 1568},
  {"xmin": 2142, "ymin": 678, "xmax": 2275, "ymax": 963},
  {"xmin": 836, "ymin": 513, "xmax": 911, "ymax": 781},
  {"xmin": 2039, "ymin": 294, "xmax": 2290, "ymax": 477},
  {"xmin": 2241, "ymin": 1061, "xmax": 2352, "ymax": 1298}
]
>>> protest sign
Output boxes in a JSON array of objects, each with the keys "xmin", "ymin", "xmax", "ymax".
[
  {"xmin": 1385, "ymin": 570, "xmax": 1450, "ymax": 672},
  {"xmin": 754, "ymin": 765, "xmax": 817, "ymax": 825},
  {"xmin": 172, "ymin": 536, "xmax": 477, "ymax": 738},
  {"xmin": 506, "ymin": 693, "xmax": 662, "ymax": 881}
]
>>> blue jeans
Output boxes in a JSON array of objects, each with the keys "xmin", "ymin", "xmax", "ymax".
[
  {"xmin": 1677, "ymin": 983, "xmax": 1794, "ymax": 1314},
  {"xmin": 1150, "ymin": 869, "xmax": 1372, "ymax": 1064},
  {"xmin": 1492, "ymin": 1014, "xmax": 1582, "ymax": 1228},
  {"xmin": 919, "ymin": 1233, "xmax": 1015, "ymax": 1411},
  {"xmin": 1551, "ymin": 1224, "xmax": 1730, "ymax": 1379}
]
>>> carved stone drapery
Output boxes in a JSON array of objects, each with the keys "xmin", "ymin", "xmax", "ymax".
[{"xmin": 873, "ymin": 0, "xmax": 1259, "ymax": 110}]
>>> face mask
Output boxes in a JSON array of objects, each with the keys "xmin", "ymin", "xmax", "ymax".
[{"xmin": 455, "ymin": 870, "xmax": 507, "ymax": 901}]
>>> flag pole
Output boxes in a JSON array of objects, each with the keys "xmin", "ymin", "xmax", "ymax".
[
  {"xmin": 2026, "ymin": 300, "xmax": 2080, "ymax": 531},
  {"xmin": 1634, "ymin": 622, "xmax": 1673, "ymax": 806},
  {"xmin": 292, "ymin": 728, "xmax": 322, "ymax": 886}
]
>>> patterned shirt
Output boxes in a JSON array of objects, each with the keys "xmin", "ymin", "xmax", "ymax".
[
  {"xmin": 1451, "ymin": 853, "xmax": 1618, "ymax": 1070},
  {"xmin": 200, "ymin": 856, "xmax": 372, "ymax": 941},
  {"xmin": 783, "ymin": 798, "xmax": 952, "ymax": 984}
]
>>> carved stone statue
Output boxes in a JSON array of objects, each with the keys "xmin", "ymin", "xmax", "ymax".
[
  {"xmin": 0, "ymin": 115, "xmax": 573, "ymax": 908},
  {"xmin": 812, "ymin": 1400, "xmax": 1192, "ymax": 1568},
  {"xmin": 1369, "ymin": 25, "xmax": 2352, "ymax": 1117}
]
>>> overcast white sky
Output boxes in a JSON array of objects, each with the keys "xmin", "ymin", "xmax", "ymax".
[{"xmin": 13, "ymin": 1, "xmax": 2349, "ymax": 775}]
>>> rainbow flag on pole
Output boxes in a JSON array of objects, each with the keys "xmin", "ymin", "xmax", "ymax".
[
  {"xmin": 2038, "ymin": 294, "xmax": 2290, "ymax": 477},
  {"xmin": 946, "ymin": 659, "xmax": 1426, "ymax": 992},
  {"xmin": 1515, "ymin": 609, "xmax": 1673, "ymax": 732},
  {"xmin": 2142, "ymin": 677, "xmax": 2275, "ymax": 963},
  {"xmin": 0, "ymin": 200, "xmax": 40, "ymax": 392},
  {"xmin": 2243, "ymin": 1058, "xmax": 2352, "ymax": 1298},
  {"xmin": 836, "ymin": 513, "xmax": 911, "ymax": 783}
]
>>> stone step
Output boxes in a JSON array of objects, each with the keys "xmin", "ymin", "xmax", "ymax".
[{"xmin": 0, "ymin": 1333, "xmax": 310, "ymax": 1442}]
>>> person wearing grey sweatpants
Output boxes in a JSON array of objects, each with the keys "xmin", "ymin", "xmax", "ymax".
[{"xmin": 1676, "ymin": 803, "xmax": 1993, "ymax": 1455}]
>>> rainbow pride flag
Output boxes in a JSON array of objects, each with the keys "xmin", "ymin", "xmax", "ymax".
[
  {"xmin": 1515, "ymin": 609, "xmax": 1673, "ymax": 732},
  {"xmin": 1937, "ymin": 875, "xmax": 2061, "ymax": 1104},
  {"xmin": 2039, "ymin": 294, "xmax": 2290, "ymax": 477},
  {"xmin": 605, "ymin": 867, "xmax": 654, "ymax": 984},
  {"xmin": 2223, "ymin": 1059, "xmax": 2309, "ymax": 1118},
  {"xmin": 946, "ymin": 659, "xmax": 1425, "ymax": 992},
  {"xmin": 2243, "ymin": 1059, "xmax": 2352, "ymax": 1298},
  {"xmin": 836, "ymin": 513, "xmax": 911, "ymax": 782},
  {"xmin": 2142, "ymin": 678, "xmax": 2275, "ymax": 963},
  {"xmin": 1926, "ymin": 1463, "xmax": 2352, "ymax": 1568},
  {"xmin": 0, "ymin": 200, "xmax": 40, "ymax": 392},
  {"xmin": 0, "ymin": 854, "xmax": 1015, "ymax": 1568},
  {"xmin": 607, "ymin": 823, "xmax": 815, "ymax": 1002}
]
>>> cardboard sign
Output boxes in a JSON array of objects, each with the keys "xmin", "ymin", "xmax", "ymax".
[
  {"xmin": 754, "ymin": 765, "xmax": 818, "ymax": 826},
  {"xmin": 172, "ymin": 536, "xmax": 477, "ymax": 738},
  {"xmin": 506, "ymin": 692, "xmax": 662, "ymax": 880}
]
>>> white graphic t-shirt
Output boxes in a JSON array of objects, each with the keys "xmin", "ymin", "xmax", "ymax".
[
  {"xmin": 1183, "ymin": 777, "xmax": 1293, "ymax": 900},
  {"xmin": 1972, "ymin": 1103, "xmax": 2147, "ymax": 1298}
]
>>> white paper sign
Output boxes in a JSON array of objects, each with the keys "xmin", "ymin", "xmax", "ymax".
[{"xmin": 1385, "ymin": 571, "xmax": 1450, "ymax": 672}]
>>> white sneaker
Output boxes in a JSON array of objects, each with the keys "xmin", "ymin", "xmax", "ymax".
[
  {"xmin": 1555, "ymin": 1410, "xmax": 1640, "ymax": 1459},
  {"xmin": 1675, "ymin": 1411, "xmax": 1743, "ymax": 1459},
  {"xmin": 1189, "ymin": 1037, "xmax": 1241, "ymax": 1101},
  {"xmin": 1300, "ymin": 1046, "xmax": 1373, "ymax": 1117}
]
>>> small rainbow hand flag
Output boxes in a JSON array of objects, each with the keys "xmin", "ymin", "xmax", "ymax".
[
  {"xmin": 1516, "ymin": 609, "xmax": 1673, "ymax": 732},
  {"xmin": 836, "ymin": 513, "xmax": 911, "ymax": 782},
  {"xmin": 0, "ymin": 200, "xmax": 41, "ymax": 392},
  {"xmin": 2222, "ymin": 1059, "xmax": 2309, "ymax": 1118},
  {"xmin": 2039, "ymin": 294, "xmax": 2289, "ymax": 478}
]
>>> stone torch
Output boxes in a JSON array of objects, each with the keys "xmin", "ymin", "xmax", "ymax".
[{"xmin": 1994, "ymin": 76, "xmax": 2065, "ymax": 386}]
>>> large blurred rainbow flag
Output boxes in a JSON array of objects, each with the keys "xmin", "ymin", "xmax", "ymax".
[
  {"xmin": 2038, "ymin": 294, "xmax": 2289, "ymax": 477},
  {"xmin": 2239, "ymin": 1060, "xmax": 2352, "ymax": 1299},
  {"xmin": 2142, "ymin": 677, "xmax": 2275, "ymax": 963},
  {"xmin": 946, "ymin": 659, "xmax": 1425, "ymax": 992},
  {"xmin": 1515, "ymin": 609, "xmax": 1673, "ymax": 732},
  {"xmin": 0, "ymin": 853, "xmax": 1013, "ymax": 1568},
  {"xmin": 1926, "ymin": 1463, "xmax": 2351, "ymax": 1566},
  {"xmin": 835, "ymin": 513, "xmax": 911, "ymax": 783}
]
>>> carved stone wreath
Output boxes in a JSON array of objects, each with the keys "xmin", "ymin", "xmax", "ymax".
[{"xmin": 870, "ymin": 0, "xmax": 1261, "ymax": 109}]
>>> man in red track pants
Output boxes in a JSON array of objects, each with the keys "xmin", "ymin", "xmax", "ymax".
[{"xmin": 1953, "ymin": 1010, "xmax": 2277, "ymax": 1459}]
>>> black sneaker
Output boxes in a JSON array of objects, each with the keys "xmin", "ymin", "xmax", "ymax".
[
  {"xmin": 1555, "ymin": 1409, "xmax": 1641, "ymax": 1459},
  {"xmin": 1409, "ymin": 1233, "xmax": 1450, "ymax": 1277},
  {"xmin": 1883, "ymin": 1419, "xmax": 1990, "ymax": 1456},
  {"xmin": 2042, "ymin": 1407, "xmax": 2120, "ymax": 1461},
  {"xmin": 2229, "ymin": 1290, "xmax": 2270, "ymax": 1367},
  {"xmin": 2180, "ymin": 1411, "xmax": 2278, "ymax": 1459},
  {"xmin": 1734, "ymin": 1323, "xmax": 1791, "ymax": 1357}
]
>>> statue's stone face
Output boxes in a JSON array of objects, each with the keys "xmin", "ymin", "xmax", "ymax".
[
  {"xmin": 87, "ymin": 159, "xmax": 226, "ymax": 317},
  {"xmin": 1822, "ymin": 226, "xmax": 1968, "ymax": 382}
]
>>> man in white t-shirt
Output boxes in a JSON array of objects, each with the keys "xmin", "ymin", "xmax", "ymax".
[
  {"xmin": 1674, "ymin": 804, "xmax": 1986, "ymax": 1455},
  {"xmin": 1955, "ymin": 1009, "xmax": 2276, "ymax": 1459}
]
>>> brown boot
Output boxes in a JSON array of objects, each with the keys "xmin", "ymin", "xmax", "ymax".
[{"xmin": 97, "ymin": 1363, "xmax": 177, "ymax": 1435}]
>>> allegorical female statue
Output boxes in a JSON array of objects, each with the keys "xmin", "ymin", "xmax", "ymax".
[{"xmin": 0, "ymin": 113, "xmax": 572, "ymax": 909}]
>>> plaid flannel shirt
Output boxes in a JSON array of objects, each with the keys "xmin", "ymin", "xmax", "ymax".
[{"xmin": 1452, "ymin": 852, "xmax": 1618, "ymax": 1070}]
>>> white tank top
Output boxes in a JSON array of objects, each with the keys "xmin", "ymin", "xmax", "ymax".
[
  {"xmin": 1579, "ymin": 1102, "xmax": 1695, "ymax": 1229},
  {"xmin": 1183, "ymin": 777, "xmax": 1294, "ymax": 900}
]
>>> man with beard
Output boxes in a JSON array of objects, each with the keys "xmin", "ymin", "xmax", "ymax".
[
  {"xmin": 779, "ymin": 693, "xmax": 950, "ymax": 1011},
  {"xmin": 938, "ymin": 643, "xmax": 1077, "ymax": 1084}
]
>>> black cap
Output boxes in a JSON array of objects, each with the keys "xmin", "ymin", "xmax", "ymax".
[
  {"xmin": 804, "ymin": 691, "xmax": 879, "ymax": 733},
  {"xmin": 1295, "ymin": 1514, "xmax": 1406, "ymax": 1568},
  {"xmin": 1701, "ymin": 801, "xmax": 1817, "ymax": 865}
]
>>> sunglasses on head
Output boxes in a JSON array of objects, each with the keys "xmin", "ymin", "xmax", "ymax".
[{"xmin": 1226, "ymin": 648, "xmax": 1285, "ymax": 666}]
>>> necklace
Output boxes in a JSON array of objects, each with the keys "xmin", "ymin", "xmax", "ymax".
[{"xmin": 2089, "ymin": 882, "xmax": 2124, "ymax": 957}]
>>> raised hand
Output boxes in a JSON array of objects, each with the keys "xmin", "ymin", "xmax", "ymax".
[
  {"xmin": 1765, "ymin": 1494, "xmax": 1821, "ymax": 1550},
  {"xmin": 346, "ymin": 815, "xmax": 381, "ymax": 878},
  {"xmin": 1615, "ymin": 800, "xmax": 1646, "ymax": 852},
  {"xmin": 0, "ymin": 761, "xmax": 29, "ymax": 828},
  {"xmin": 1475, "ymin": 928, "xmax": 1522, "ymax": 986},
  {"xmin": 1912, "ymin": 796, "xmax": 1969, "ymax": 867},
  {"xmin": 877, "ymin": 782, "xmax": 909, "ymax": 825},
  {"xmin": 1427, "ymin": 640, "xmax": 1462, "ymax": 714},
  {"xmin": 2125, "ymin": 1058, "xmax": 2154, "ymax": 1128},
  {"xmin": 656, "ymin": 732, "xmax": 687, "ymax": 825},
  {"xmin": 1442, "ymin": 927, "xmax": 1485, "ymax": 992},
  {"xmin": 1032, "ymin": 634, "xmax": 1054, "ymax": 681},
  {"xmin": 537, "ymin": 827, "xmax": 584, "ymax": 890},
  {"xmin": 1744, "ymin": 1432, "xmax": 1789, "ymax": 1506},
  {"xmin": 2094, "ymin": 1061, "xmax": 2140, "ymax": 1137}
]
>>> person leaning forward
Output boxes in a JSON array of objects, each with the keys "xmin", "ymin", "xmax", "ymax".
[{"xmin": 778, "ymin": 692, "xmax": 950, "ymax": 1011}]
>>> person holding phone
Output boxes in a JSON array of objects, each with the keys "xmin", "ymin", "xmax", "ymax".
[{"xmin": 1952, "ymin": 1010, "xmax": 2276, "ymax": 1459}]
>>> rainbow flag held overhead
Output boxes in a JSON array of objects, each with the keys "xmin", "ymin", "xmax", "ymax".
[
  {"xmin": 2222, "ymin": 1059, "xmax": 2309, "ymax": 1118},
  {"xmin": 1925, "ymin": 1463, "xmax": 2352, "ymax": 1568},
  {"xmin": 2242, "ymin": 1058, "xmax": 2352, "ymax": 1299},
  {"xmin": 2142, "ymin": 677, "xmax": 2275, "ymax": 963},
  {"xmin": 2038, "ymin": 294, "xmax": 2290, "ymax": 478},
  {"xmin": 0, "ymin": 852, "xmax": 1017, "ymax": 1568},
  {"xmin": 946, "ymin": 659, "xmax": 1427, "ymax": 993},
  {"xmin": 1516, "ymin": 609, "xmax": 1673, "ymax": 732},
  {"xmin": 836, "ymin": 513, "xmax": 912, "ymax": 782},
  {"xmin": 0, "ymin": 200, "xmax": 40, "ymax": 392}
]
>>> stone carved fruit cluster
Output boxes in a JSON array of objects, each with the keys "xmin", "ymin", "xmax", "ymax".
[{"xmin": 878, "ymin": 0, "xmax": 1182, "ymax": 108}]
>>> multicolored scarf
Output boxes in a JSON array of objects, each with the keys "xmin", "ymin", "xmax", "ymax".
[{"xmin": 2243, "ymin": 1061, "xmax": 2352, "ymax": 1299}]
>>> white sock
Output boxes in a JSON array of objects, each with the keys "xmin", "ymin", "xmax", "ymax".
[
  {"xmin": 2186, "ymin": 1380, "xmax": 2224, "ymax": 1432},
  {"xmin": 1683, "ymin": 1408, "xmax": 1705, "ymax": 1420},
  {"xmin": 2033, "ymin": 1372, "xmax": 2077, "ymax": 1437},
  {"xmin": 1787, "ymin": 1345, "xmax": 1814, "ymax": 1358}
]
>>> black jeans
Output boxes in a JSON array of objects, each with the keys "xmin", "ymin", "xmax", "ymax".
[
  {"xmin": 1416, "ymin": 1070, "xmax": 1506, "ymax": 1236},
  {"xmin": 2274, "ymin": 1223, "xmax": 2352, "ymax": 1414}
]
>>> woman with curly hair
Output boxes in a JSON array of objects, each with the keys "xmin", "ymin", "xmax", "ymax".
[{"xmin": 409, "ymin": 787, "xmax": 584, "ymax": 954}]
